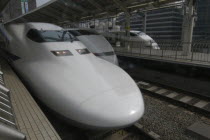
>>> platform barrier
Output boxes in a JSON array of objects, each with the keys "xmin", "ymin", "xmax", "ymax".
[
  {"xmin": 0, "ymin": 66, "xmax": 26, "ymax": 140},
  {"xmin": 112, "ymin": 40, "xmax": 210, "ymax": 67},
  {"xmin": 0, "ymin": 58, "xmax": 61, "ymax": 140}
]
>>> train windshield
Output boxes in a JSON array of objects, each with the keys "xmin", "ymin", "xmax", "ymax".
[
  {"xmin": 137, "ymin": 32, "xmax": 146, "ymax": 36},
  {"xmin": 68, "ymin": 30, "xmax": 99, "ymax": 36},
  {"xmin": 27, "ymin": 29, "xmax": 78, "ymax": 43}
]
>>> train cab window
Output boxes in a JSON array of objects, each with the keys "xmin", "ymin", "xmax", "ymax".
[
  {"xmin": 27, "ymin": 29, "xmax": 78, "ymax": 43},
  {"xmin": 39, "ymin": 30, "xmax": 78, "ymax": 42},
  {"xmin": 78, "ymin": 30, "xmax": 99, "ymax": 35},
  {"xmin": 27, "ymin": 29, "xmax": 44, "ymax": 42},
  {"xmin": 130, "ymin": 32, "xmax": 138, "ymax": 37},
  {"xmin": 68, "ymin": 30, "xmax": 99, "ymax": 36}
]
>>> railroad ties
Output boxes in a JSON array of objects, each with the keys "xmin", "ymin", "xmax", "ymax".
[
  {"xmin": 137, "ymin": 81, "xmax": 210, "ymax": 114},
  {"xmin": 137, "ymin": 80, "xmax": 210, "ymax": 140}
]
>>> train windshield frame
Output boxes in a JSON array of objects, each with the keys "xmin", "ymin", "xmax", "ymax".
[{"xmin": 26, "ymin": 29, "xmax": 78, "ymax": 43}]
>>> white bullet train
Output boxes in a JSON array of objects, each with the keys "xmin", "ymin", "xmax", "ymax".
[
  {"xmin": 103, "ymin": 30, "xmax": 160, "ymax": 49},
  {"xmin": 67, "ymin": 29, "xmax": 118, "ymax": 65},
  {"xmin": 0, "ymin": 22, "xmax": 144, "ymax": 129}
]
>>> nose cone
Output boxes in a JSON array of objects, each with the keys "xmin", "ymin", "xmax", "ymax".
[
  {"xmin": 79, "ymin": 85, "xmax": 144, "ymax": 129},
  {"xmin": 152, "ymin": 43, "xmax": 160, "ymax": 49}
]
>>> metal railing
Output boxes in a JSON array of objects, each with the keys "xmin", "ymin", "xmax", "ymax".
[{"xmin": 112, "ymin": 40, "xmax": 210, "ymax": 63}]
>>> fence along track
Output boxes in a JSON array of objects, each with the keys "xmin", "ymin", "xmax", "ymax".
[{"xmin": 109, "ymin": 38, "xmax": 210, "ymax": 64}]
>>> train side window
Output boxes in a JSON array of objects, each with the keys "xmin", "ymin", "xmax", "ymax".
[{"xmin": 27, "ymin": 29, "xmax": 44, "ymax": 42}]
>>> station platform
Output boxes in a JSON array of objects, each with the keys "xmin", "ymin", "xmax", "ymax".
[
  {"xmin": 114, "ymin": 47, "xmax": 210, "ymax": 68},
  {"xmin": 0, "ymin": 57, "xmax": 61, "ymax": 140}
]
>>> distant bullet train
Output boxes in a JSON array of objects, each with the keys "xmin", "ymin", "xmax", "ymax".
[
  {"xmin": 0, "ymin": 23, "xmax": 144, "ymax": 129},
  {"xmin": 103, "ymin": 30, "xmax": 160, "ymax": 49},
  {"xmin": 67, "ymin": 28, "xmax": 118, "ymax": 65}
]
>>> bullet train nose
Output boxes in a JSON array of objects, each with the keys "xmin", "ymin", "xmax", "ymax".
[{"xmin": 79, "ymin": 85, "xmax": 144, "ymax": 129}]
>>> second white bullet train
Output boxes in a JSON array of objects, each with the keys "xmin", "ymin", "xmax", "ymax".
[
  {"xmin": 0, "ymin": 22, "xmax": 144, "ymax": 129},
  {"xmin": 67, "ymin": 28, "xmax": 119, "ymax": 65},
  {"xmin": 103, "ymin": 30, "xmax": 160, "ymax": 50}
]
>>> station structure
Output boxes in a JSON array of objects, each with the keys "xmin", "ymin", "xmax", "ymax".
[{"xmin": 0, "ymin": 0, "xmax": 209, "ymax": 140}]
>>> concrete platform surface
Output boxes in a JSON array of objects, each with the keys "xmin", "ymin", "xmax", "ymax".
[{"xmin": 0, "ymin": 58, "xmax": 61, "ymax": 140}]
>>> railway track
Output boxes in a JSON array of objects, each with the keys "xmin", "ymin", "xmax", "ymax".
[
  {"xmin": 85, "ymin": 125, "xmax": 155, "ymax": 140},
  {"xmin": 136, "ymin": 80, "xmax": 210, "ymax": 116}
]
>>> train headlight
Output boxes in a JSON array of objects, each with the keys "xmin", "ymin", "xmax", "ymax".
[
  {"xmin": 76, "ymin": 49, "xmax": 90, "ymax": 55},
  {"xmin": 51, "ymin": 50, "xmax": 72, "ymax": 56}
]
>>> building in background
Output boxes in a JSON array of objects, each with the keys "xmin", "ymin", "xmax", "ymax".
[
  {"xmin": 117, "ymin": 6, "xmax": 183, "ymax": 41},
  {"xmin": 36, "ymin": 0, "xmax": 50, "ymax": 7},
  {"xmin": 194, "ymin": 0, "xmax": 210, "ymax": 40},
  {"xmin": 117, "ymin": 0, "xmax": 210, "ymax": 41},
  {"xmin": 2, "ymin": 0, "xmax": 36, "ymax": 22}
]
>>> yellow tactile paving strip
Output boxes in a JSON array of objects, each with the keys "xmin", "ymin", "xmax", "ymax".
[{"xmin": 0, "ymin": 58, "xmax": 61, "ymax": 140}]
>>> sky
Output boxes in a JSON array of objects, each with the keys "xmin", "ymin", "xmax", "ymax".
[{"xmin": 36, "ymin": 0, "xmax": 50, "ymax": 7}]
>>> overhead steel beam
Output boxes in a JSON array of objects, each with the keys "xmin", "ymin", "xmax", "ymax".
[
  {"xmin": 112, "ymin": 0, "xmax": 130, "ymax": 16},
  {"xmin": 60, "ymin": 0, "xmax": 90, "ymax": 13},
  {"xmin": 0, "ymin": 0, "xmax": 10, "ymax": 13},
  {"xmin": 81, "ymin": 0, "xmax": 180, "ymax": 20},
  {"xmin": 87, "ymin": 0, "xmax": 105, "ymax": 11}
]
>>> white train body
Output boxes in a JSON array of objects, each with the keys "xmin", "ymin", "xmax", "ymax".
[
  {"xmin": 68, "ymin": 29, "xmax": 118, "ymax": 65},
  {"xmin": 103, "ymin": 30, "xmax": 160, "ymax": 49},
  {"xmin": 1, "ymin": 23, "xmax": 144, "ymax": 129}
]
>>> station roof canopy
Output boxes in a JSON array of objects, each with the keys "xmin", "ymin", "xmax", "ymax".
[
  {"xmin": 5, "ymin": 0, "xmax": 180, "ymax": 24},
  {"xmin": 0, "ymin": 0, "xmax": 10, "ymax": 13}
]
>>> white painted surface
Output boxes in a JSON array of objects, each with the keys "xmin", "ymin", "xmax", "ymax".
[{"xmin": 1, "ymin": 22, "xmax": 144, "ymax": 129}]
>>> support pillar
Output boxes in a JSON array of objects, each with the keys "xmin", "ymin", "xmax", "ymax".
[
  {"xmin": 125, "ymin": 13, "xmax": 131, "ymax": 37},
  {"xmin": 125, "ymin": 14, "xmax": 131, "ymax": 50},
  {"xmin": 143, "ymin": 12, "xmax": 147, "ymax": 33},
  {"xmin": 181, "ymin": 0, "xmax": 196, "ymax": 55}
]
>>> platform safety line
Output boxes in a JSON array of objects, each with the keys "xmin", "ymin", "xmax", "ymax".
[{"xmin": 138, "ymin": 82, "xmax": 210, "ymax": 113}]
